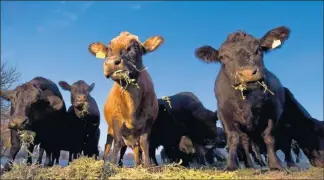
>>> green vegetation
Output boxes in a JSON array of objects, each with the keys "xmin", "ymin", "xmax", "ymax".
[{"xmin": 1, "ymin": 157, "xmax": 323, "ymax": 179}]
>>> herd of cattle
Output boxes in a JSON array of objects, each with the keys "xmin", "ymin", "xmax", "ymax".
[{"xmin": 1, "ymin": 26, "xmax": 323, "ymax": 173}]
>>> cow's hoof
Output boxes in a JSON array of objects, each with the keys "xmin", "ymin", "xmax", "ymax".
[
  {"xmin": 224, "ymin": 165, "xmax": 238, "ymax": 172},
  {"xmin": 147, "ymin": 166, "xmax": 162, "ymax": 173},
  {"xmin": 268, "ymin": 162, "xmax": 284, "ymax": 171},
  {"xmin": 288, "ymin": 165, "xmax": 301, "ymax": 172},
  {"xmin": 269, "ymin": 167, "xmax": 283, "ymax": 171}
]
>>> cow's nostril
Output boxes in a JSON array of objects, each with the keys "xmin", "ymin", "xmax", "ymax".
[
  {"xmin": 114, "ymin": 59, "xmax": 121, "ymax": 65},
  {"xmin": 78, "ymin": 95, "xmax": 86, "ymax": 101},
  {"xmin": 252, "ymin": 68, "xmax": 258, "ymax": 75}
]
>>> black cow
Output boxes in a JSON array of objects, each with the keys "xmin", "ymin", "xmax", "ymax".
[
  {"xmin": 0, "ymin": 77, "xmax": 66, "ymax": 171},
  {"xmin": 58, "ymin": 80, "xmax": 101, "ymax": 161},
  {"xmin": 148, "ymin": 92, "xmax": 218, "ymax": 167},
  {"xmin": 195, "ymin": 26, "xmax": 291, "ymax": 171},
  {"xmin": 278, "ymin": 87, "xmax": 324, "ymax": 167}
]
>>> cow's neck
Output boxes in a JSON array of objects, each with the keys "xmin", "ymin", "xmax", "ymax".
[
  {"xmin": 73, "ymin": 107, "xmax": 85, "ymax": 119},
  {"xmin": 115, "ymin": 71, "xmax": 153, "ymax": 130}
]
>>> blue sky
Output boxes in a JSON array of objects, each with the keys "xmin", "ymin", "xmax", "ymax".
[{"xmin": 1, "ymin": 1, "xmax": 323, "ymax": 154}]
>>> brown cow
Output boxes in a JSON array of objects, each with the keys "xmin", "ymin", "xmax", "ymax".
[{"xmin": 88, "ymin": 31, "xmax": 164, "ymax": 167}]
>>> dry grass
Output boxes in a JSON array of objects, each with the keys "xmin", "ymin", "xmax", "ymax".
[
  {"xmin": 1, "ymin": 157, "xmax": 323, "ymax": 179},
  {"xmin": 18, "ymin": 130, "xmax": 36, "ymax": 155},
  {"xmin": 231, "ymin": 81, "xmax": 274, "ymax": 100},
  {"xmin": 161, "ymin": 96, "xmax": 172, "ymax": 108},
  {"xmin": 80, "ymin": 102, "xmax": 90, "ymax": 117}
]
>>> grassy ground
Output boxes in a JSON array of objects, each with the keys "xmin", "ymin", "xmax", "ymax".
[{"xmin": 1, "ymin": 157, "xmax": 323, "ymax": 179}]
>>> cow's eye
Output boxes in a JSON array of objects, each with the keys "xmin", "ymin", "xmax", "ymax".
[
  {"xmin": 126, "ymin": 46, "xmax": 132, "ymax": 52},
  {"xmin": 255, "ymin": 47, "xmax": 263, "ymax": 55}
]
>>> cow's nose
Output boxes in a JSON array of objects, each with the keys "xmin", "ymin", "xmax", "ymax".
[
  {"xmin": 238, "ymin": 67, "xmax": 258, "ymax": 77},
  {"xmin": 114, "ymin": 59, "xmax": 121, "ymax": 65},
  {"xmin": 237, "ymin": 67, "xmax": 259, "ymax": 82},
  {"xmin": 20, "ymin": 119, "xmax": 30, "ymax": 129},
  {"xmin": 77, "ymin": 95, "xmax": 87, "ymax": 102},
  {"xmin": 12, "ymin": 117, "xmax": 29, "ymax": 129}
]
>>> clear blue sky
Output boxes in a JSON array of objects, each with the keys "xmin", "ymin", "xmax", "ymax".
[{"xmin": 1, "ymin": 1, "xmax": 323, "ymax": 154}]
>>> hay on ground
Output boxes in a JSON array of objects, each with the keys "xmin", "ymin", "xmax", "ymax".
[{"xmin": 1, "ymin": 157, "xmax": 324, "ymax": 179}]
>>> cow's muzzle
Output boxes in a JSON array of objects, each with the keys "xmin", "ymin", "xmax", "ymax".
[{"xmin": 236, "ymin": 67, "xmax": 263, "ymax": 84}]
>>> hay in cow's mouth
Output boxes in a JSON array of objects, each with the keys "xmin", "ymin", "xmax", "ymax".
[
  {"xmin": 18, "ymin": 130, "xmax": 36, "ymax": 155},
  {"xmin": 231, "ymin": 81, "xmax": 274, "ymax": 100},
  {"xmin": 161, "ymin": 96, "xmax": 172, "ymax": 108},
  {"xmin": 113, "ymin": 61, "xmax": 147, "ymax": 91},
  {"xmin": 80, "ymin": 102, "xmax": 89, "ymax": 117},
  {"xmin": 114, "ymin": 70, "xmax": 140, "ymax": 90}
]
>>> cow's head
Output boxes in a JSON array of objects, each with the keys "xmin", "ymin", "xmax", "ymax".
[
  {"xmin": 179, "ymin": 136, "xmax": 196, "ymax": 154},
  {"xmin": 59, "ymin": 80, "xmax": 94, "ymax": 113},
  {"xmin": 88, "ymin": 31, "xmax": 164, "ymax": 83},
  {"xmin": 195, "ymin": 26, "xmax": 290, "ymax": 86},
  {"xmin": 0, "ymin": 83, "xmax": 63, "ymax": 130}
]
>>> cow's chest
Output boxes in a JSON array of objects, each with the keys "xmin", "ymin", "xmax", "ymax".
[
  {"xmin": 120, "ymin": 123, "xmax": 143, "ymax": 148},
  {"xmin": 234, "ymin": 89, "xmax": 273, "ymax": 128}
]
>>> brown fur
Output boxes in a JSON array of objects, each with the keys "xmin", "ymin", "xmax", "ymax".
[
  {"xmin": 104, "ymin": 70, "xmax": 158, "ymax": 136},
  {"xmin": 108, "ymin": 32, "xmax": 141, "ymax": 56},
  {"xmin": 103, "ymin": 70, "xmax": 158, "ymax": 166},
  {"xmin": 89, "ymin": 31, "xmax": 163, "ymax": 167}
]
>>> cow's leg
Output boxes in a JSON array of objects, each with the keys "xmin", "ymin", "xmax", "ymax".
[
  {"xmin": 282, "ymin": 140, "xmax": 299, "ymax": 170},
  {"xmin": 44, "ymin": 149, "xmax": 53, "ymax": 167},
  {"xmin": 27, "ymin": 144, "xmax": 35, "ymax": 165},
  {"xmin": 103, "ymin": 131, "xmax": 114, "ymax": 162},
  {"xmin": 110, "ymin": 139, "xmax": 122, "ymax": 165},
  {"xmin": 263, "ymin": 154, "xmax": 268, "ymax": 162},
  {"xmin": 205, "ymin": 150, "xmax": 215, "ymax": 165},
  {"xmin": 68, "ymin": 151, "xmax": 73, "ymax": 163},
  {"xmin": 149, "ymin": 144, "xmax": 158, "ymax": 166},
  {"xmin": 291, "ymin": 142, "xmax": 301, "ymax": 163},
  {"xmin": 251, "ymin": 143, "xmax": 267, "ymax": 167},
  {"xmin": 218, "ymin": 110, "xmax": 240, "ymax": 171},
  {"xmin": 95, "ymin": 148, "xmax": 99, "ymax": 160},
  {"xmin": 54, "ymin": 150, "xmax": 60, "ymax": 165},
  {"xmin": 283, "ymin": 148, "xmax": 298, "ymax": 169},
  {"xmin": 3, "ymin": 130, "xmax": 21, "ymax": 171},
  {"xmin": 240, "ymin": 133, "xmax": 254, "ymax": 168},
  {"xmin": 294, "ymin": 148, "xmax": 301, "ymax": 163},
  {"xmin": 180, "ymin": 153, "xmax": 190, "ymax": 167},
  {"xmin": 197, "ymin": 154, "xmax": 206, "ymax": 165},
  {"xmin": 214, "ymin": 149, "xmax": 226, "ymax": 162},
  {"xmin": 118, "ymin": 145, "xmax": 127, "ymax": 167},
  {"xmin": 36, "ymin": 147, "xmax": 45, "ymax": 165},
  {"xmin": 263, "ymin": 119, "xmax": 283, "ymax": 171},
  {"xmin": 51, "ymin": 151, "xmax": 56, "ymax": 165},
  {"xmin": 139, "ymin": 133, "xmax": 151, "ymax": 168},
  {"xmin": 74, "ymin": 150, "xmax": 79, "ymax": 160},
  {"xmin": 133, "ymin": 145, "xmax": 141, "ymax": 167}
]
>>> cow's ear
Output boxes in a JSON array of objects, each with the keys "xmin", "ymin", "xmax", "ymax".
[
  {"xmin": 260, "ymin": 26, "xmax": 290, "ymax": 52},
  {"xmin": 58, "ymin": 81, "xmax": 71, "ymax": 91},
  {"xmin": 88, "ymin": 42, "xmax": 108, "ymax": 59},
  {"xmin": 0, "ymin": 90, "xmax": 13, "ymax": 101},
  {"xmin": 142, "ymin": 36, "xmax": 164, "ymax": 54},
  {"xmin": 89, "ymin": 83, "xmax": 95, "ymax": 92},
  {"xmin": 46, "ymin": 95, "xmax": 64, "ymax": 110},
  {"xmin": 195, "ymin": 46, "xmax": 220, "ymax": 63}
]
